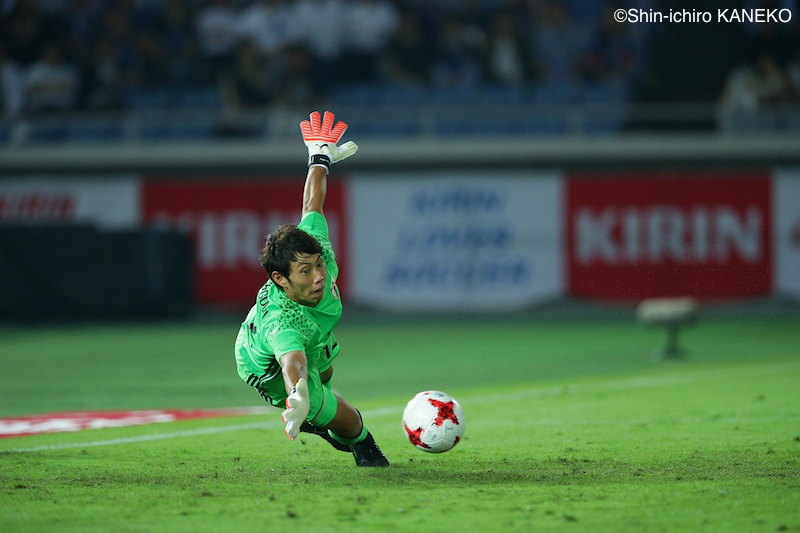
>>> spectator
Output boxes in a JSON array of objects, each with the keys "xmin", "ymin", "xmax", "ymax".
[
  {"xmin": 131, "ymin": 30, "xmax": 171, "ymax": 87},
  {"xmin": 285, "ymin": 0, "xmax": 347, "ymax": 92},
  {"xmin": 739, "ymin": 0, "xmax": 797, "ymax": 72},
  {"xmin": 718, "ymin": 53, "xmax": 793, "ymax": 130},
  {"xmin": 195, "ymin": 0, "xmax": 240, "ymax": 82},
  {"xmin": 339, "ymin": 0, "xmax": 399, "ymax": 83},
  {"xmin": 80, "ymin": 36, "xmax": 124, "ymax": 110},
  {"xmin": 532, "ymin": 1, "xmax": 589, "ymax": 83},
  {"xmin": 24, "ymin": 43, "xmax": 80, "ymax": 113},
  {"xmin": 160, "ymin": 0, "xmax": 202, "ymax": 85},
  {"xmin": 286, "ymin": 0, "xmax": 347, "ymax": 60},
  {"xmin": 748, "ymin": 19, "xmax": 795, "ymax": 67},
  {"xmin": 1, "ymin": 0, "xmax": 45, "ymax": 65},
  {"xmin": 237, "ymin": 0, "xmax": 290, "ymax": 59},
  {"xmin": 580, "ymin": 5, "xmax": 638, "ymax": 83},
  {"xmin": 0, "ymin": 44, "xmax": 26, "ymax": 118},
  {"xmin": 270, "ymin": 44, "xmax": 319, "ymax": 106},
  {"xmin": 61, "ymin": 0, "xmax": 108, "ymax": 60},
  {"xmin": 430, "ymin": 17, "xmax": 485, "ymax": 88},
  {"xmin": 96, "ymin": 1, "xmax": 137, "ymax": 81},
  {"xmin": 382, "ymin": 8, "xmax": 433, "ymax": 86},
  {"xmin": 482, "ymin": 9, "xmax": 537, "ymax": 85},
  {"xmin": 229, "ymin": 38, "xmax": 271, "ymax": 109},
  {"xmin": 751, "ymin": 53, "xmax": 793, "ymax": 104}
]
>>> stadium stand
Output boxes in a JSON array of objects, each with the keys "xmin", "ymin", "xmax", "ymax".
[{"xmin": 0, "ymin": 0, "xmax": 798, "ymax": 145}]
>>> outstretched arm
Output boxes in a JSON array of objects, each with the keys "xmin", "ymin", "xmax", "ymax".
[
  {"xmin": 302, "ymin": 166, "xmax": 327, "ymax": 217},
  {"xmin": 280, "ymin": 350, "xmax": 310, "ymax": 440},
  {"xmin": 299, "ymin": 110, "xmax": 358, "ymax": 217},
  {"xmin": 280, "ymin": 350, "xmax": 308, "ymax": 393}
]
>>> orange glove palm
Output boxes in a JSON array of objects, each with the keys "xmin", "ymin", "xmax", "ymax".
[{"xmin": 300, "ymin": 111, "xmax": 358, "ymax": 171}]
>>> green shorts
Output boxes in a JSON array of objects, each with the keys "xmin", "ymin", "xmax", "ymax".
[
  {"xmin": 254, "ymin": 365, "xmax": 338, "ymax": 427},
  {"xmin": 307, "ymin": 366, "xmax": 338, "ymax": 427}
]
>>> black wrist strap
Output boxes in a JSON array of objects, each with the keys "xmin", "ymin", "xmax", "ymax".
[{"xmin": 308, "ymin": 154, "xmax": 331, "ymax": 174}]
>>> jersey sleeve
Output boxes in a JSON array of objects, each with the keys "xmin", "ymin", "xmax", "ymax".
[
  {"xmin": 298, "ymin": 211, "xmax": 329, "ymax": 242},
  {"xmin": 299, "ymin": 211, "xmax": 338, "ymax": 275},
  {"xmin": 268, "ymin": 327, "xmax": 306, "ymax": 359}
]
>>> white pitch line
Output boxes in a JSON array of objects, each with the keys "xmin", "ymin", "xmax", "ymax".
[
  {"xmin": 4, "ymin": 359, "xmax": 797, "ymax": 454},
  {"xmin": 4, "ymin": 422, "xmax": 276, "ymax": 453},
  {"xmin": 2, "ymin": 407, "xmax": 405, "ymax": 454}
]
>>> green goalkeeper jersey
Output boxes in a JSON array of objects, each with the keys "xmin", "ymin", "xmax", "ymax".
[{"xmin": 234, "ymin": 211, "xmax": 342, "ymax": 407}]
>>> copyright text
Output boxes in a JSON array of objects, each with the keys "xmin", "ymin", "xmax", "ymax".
[{"xmin": 614, "ymin": 8, "xmax": 793, "ymax": 23}]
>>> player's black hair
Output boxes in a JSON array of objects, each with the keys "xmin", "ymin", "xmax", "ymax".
[{"xmin": 260, "ymin": 224, "xmax": 322, "ymax": 281}]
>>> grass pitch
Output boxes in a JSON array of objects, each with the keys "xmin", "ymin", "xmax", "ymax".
[{"xmin": 1, "ymin": 317, "xmax": 799, "ymax": 532}]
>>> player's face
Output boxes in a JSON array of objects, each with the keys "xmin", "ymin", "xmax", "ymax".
[{"xmin": 283, "ymin": 252, "xmax": 327, "ymax": 307}]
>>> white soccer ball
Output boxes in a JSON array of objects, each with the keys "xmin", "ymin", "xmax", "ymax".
[{"xmin": 402, "ymin": 390, "xmax": 465, "ymax": 453}]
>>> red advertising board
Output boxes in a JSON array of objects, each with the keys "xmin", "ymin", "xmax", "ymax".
[
  {"xmin": 142, "ymin": 178, "xmax": 346, "ymax": 307},
  {"xmin": 567, "ymin": 172, "xmax": 772, "ymax": 300}
]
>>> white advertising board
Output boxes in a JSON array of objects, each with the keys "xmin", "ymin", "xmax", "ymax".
[
  {"xmin": 348, "ymin": 172, "xmax": 564, "ymax": 311},
  {"xmin": 773, "ymin": 169, "xmax": 800, "ymax": 300},
  {"xmin": 0, "ymin": 176, "xmax": 140, "ymax": 229}
]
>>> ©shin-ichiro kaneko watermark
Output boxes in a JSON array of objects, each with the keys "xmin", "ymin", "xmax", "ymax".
[{"xmin": 614, "ymin": 7, "xmax": 793, "ymax": 23}]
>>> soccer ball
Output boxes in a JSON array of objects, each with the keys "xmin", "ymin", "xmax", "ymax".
[{"xmin": 402, "ymin": 390, "xmax": 465, "ymax": 453}]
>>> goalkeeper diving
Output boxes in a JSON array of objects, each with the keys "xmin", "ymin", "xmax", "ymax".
[{"xmin": 234, "ymin": 111, "xmax": 389, "ymax": 467}]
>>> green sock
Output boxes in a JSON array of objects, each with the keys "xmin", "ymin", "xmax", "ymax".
[{"xmin": 329, "ymin": 425, "xmax": 368, "ymax": 446}]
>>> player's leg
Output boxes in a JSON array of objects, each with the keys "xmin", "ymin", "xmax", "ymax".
[
  {"xmin": 299, "ymin": 421, "xmax": 351, "ymax": 451},
  {"xmin": 349, "ymin": 431, "xmax": 390, "ymax": 467},
  {"xmin": 323, "ymin": 394, "xmax": 361, "ymax": 438},
  {"xmin": 325, "ymin": 395, "xmax": 389, "ymax": 467},
  {"xmin": 293, "ymin": 366, "xmax": 348, "ymax": 451},
  {"xmin": 309, "ymin": 386, "xmax": 389, "ymax": 467},
  {"xmin": 297, "ymin": 364, "xmax": 351, "ymax": 451},
  {"xmin": 302, "ymin": 367, "xmax": 389, "ymax": 467}
]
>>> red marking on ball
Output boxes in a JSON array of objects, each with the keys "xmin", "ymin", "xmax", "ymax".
[
  {"xmin": 428, "ymin": 399, "xmax": 459, "ymax": 426},
  {"xmin": 404, "ymin": 423, "xmax": 430, "ymax": 449}
]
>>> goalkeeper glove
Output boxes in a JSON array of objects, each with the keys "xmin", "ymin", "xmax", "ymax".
[
  {"xmin": 300, "ymin": 111, "xmax": 358, "ymax": 174},
  {"xmin": 281, "ymin": 378, "xmax": 310, "ymax": 441}
]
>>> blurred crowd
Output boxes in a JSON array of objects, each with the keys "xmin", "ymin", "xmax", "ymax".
[
  {"xmin": 718, "ymin": 0, "xmax": 800, "ymax": 112},
  {"xmin": 0, "ymin": 0, "xmax": 647, "ymax": 119}
]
